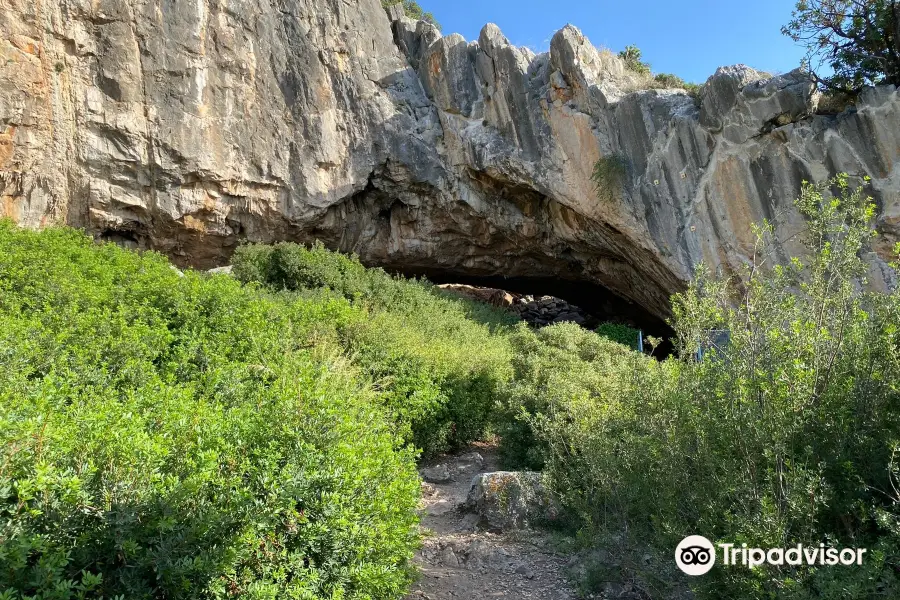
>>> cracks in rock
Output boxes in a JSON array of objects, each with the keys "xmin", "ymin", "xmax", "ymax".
[
  {"xmin": 464, "ymin": 167, "xmax": 548, "ymax": 218},
  {"xmin": 752, "ymin": 112, "xmax": 813, "ymax": 139},
  {"xmin": 128, "ymin": 4, "xmax": 158, "ymax": 219},
  {"xmin": 461, "ymin": 168, "xmax": 682, "ymax": 318}
]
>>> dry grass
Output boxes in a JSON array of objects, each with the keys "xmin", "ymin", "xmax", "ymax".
[{"xmin": 816, "ymin": 90, "xmax": 856, "ymax": 115}]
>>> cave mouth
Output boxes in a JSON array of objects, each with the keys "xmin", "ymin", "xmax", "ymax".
[
  {"xmin": 388, "ymin": 268, "xmax": 676, "ymax": 357},
  {"xmin": 98, "ymin": 228, "xmax": 142, "ymax": 248}
]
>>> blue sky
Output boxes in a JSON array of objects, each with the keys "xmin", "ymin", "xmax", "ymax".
[{"xmin": 420, "ymin": 0, "xmax": 807, "ymax": 84}]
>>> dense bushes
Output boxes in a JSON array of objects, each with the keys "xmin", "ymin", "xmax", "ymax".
[
  {"xmin": 506, "ymin": 176, "xmax": 900, "ymax": 598},
  {"xmin": 4, "ymin": 168, "xmax": 898, "ymax": 599},
  {"xmin": 0, "ymin": 225, "xmax": 419, "ymax": 599},
  {"xmin": 232, "ymin": 242, "xmax": 515, "ymax": 455},
  {"xmin": 594, "ymin": 322, "xmax": 642, "ymax": 350},
  {"xmin": 498, "ymin": 323, "xmax": 644, "ymax": 471},
  {"xmin": 652, "ymin": 73, "xmax": 703, "ymax": 99}
]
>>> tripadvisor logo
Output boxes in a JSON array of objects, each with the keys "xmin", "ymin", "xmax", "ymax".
[
  {"xmin": 675, "ymin": 536, "xmax": 867, "ymax": 576},
  {"xmin": 675, "ymin": 535, "xmax": 716, "ymax": 575}
]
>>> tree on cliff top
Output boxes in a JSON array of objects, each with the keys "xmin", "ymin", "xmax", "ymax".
[
  {"xmin": 618, "ymin": 44, "xmax": 651, "ymax": 75},
  {"xmin": 383, "ymin": 0, "xmax": 441, "ymax": 30},
  {"xmin": 783, "ymin": 0, "xmax": 900, "ymax": 92}
]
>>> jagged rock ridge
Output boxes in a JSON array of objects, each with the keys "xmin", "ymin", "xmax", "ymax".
[{"xmin": 1, "ymin": 0, "xmax": 897, "ymax": 319}]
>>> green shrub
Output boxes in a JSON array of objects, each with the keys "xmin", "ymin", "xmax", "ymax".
[
  {"xmin": 0, "ymin": 224, "xmax": 420, "ymax": 599},
  {"xmin": 683, "ymin": 81, "xmax": 702, "ymax": 101},
  {"xmin": 510, "ymin": 175, "xmax": 900, "ymax": 598},
  {"xmin": 381, "ymin": 0, "xmax": 441, "ymax": 30},
  {"xmin": 816, "ymin": 89, "xmax": 857, "ymax": 114},
  {"xmin": 591, "ymin": 153, "xmax": 629, "ymax": 203},
  {"xmin": 652, "ymin": 72, "xmax": 686, "ymax": 88},
  {"xmin": 497, "ymin": 323, "xmax": 641, "ymax": 470},
  {"xmin": 616, "ymin": 46, "xmax": 701, "ymax": 100},
  {"xmin": 594, "ymin": 322, "xmax": 641, "ymax": 350},
  {"xmin": 651, "ymin": 74, "xmax": 703, "ymax": 101},
  {"xmin": 232, "ymin": 242, "xmax": 515, "ymax": 455},
  {"xmin": 618, "ymin": 44, "xmax": 651, "ymax": 75}
]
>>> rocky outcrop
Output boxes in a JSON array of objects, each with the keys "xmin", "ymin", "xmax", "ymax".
[
  {"xmin": 437, "ymin": 284, "xmax": 518, "ymax": 308},
  {"xmin": 420, "ymin": 452, "xmax": 485, "ymax": 484},
  {"xmin": 1, "ymin": 0, "xmax": 898, "ymax": 320},
  {"xmin": 509, "ymin": 295, "xmax": 591, "ymax": 327}
]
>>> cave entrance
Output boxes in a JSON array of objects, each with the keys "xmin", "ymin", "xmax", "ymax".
[{"xmin": 392, "ymin": 269, "xmax": 675, "ymax": 358}]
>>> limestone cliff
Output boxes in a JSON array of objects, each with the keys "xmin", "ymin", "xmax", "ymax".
[{"xmin": 1, "ymin": 0, "xmax": 898, "ymax": 319}]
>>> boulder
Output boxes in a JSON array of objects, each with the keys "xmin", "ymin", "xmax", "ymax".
[
  {"xmin": 497, "ymin": 292, "xmax": 515, "ymax": 307},
  {"xmin": 454, "ymin": 452, "xmax": 485, "ymax": 474},
  {"xmin": 699, "ymin": 64, "xmax": 771, "ymax": 132},
  {"xmin": 207, "ymin": 265, "xmax": 234, "ymax": 275},
  {"xmin": 702, "ymin": 66, "xmax": 820, "ymax": 144},
  {"xmin": 420, "ymin": 463, "xmax": 453, "ymax": 484},
  {"xmin": 465, "ymin": 471, "xmax": 560, "ymax": 531}
]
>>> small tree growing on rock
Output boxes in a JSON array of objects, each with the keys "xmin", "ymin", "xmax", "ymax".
[{"xmin": 618, "ymin": 44, "xmax": 651, "ymax": 75}]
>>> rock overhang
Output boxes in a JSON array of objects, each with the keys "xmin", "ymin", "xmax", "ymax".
[{"xmin": 0, "ymin": 0, "xmax": 896, "ymax": 321}]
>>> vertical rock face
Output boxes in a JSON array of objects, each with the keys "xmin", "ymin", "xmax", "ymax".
[
  {"xmin": 1, "ymin": 0, "xmax": 898, "ymax": 319},
  {"xmin": 1, "ymin": 0, "xmax": 443, "ymax": 265}
]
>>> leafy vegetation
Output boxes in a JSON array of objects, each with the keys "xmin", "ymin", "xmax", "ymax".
[
  {"xmin": 591, "ymin": 153, "xmax": 629, "ymax": 203},
  {"xmin": 618, "ymin": 44, "xmax": 651, "ymax": 75},
  {"xmin": 651, "ymin": 72, "xmax": 687, "ymax": 88},
  {"xmin": 498, "ymin": 324, "xmax": 640, "ymax": 471},
  {"xmin": 617, "ymin": 45, "xmax": 702, "ymax": 99},
  {"xmin": 652, "ymin": 73, "xmax": 703, "ymax": 98},
  {"xmin": 506, "ymin": 175, "xmax": 900, "ymax": 598},
  {"xmin": 231, "ymin": 242, "xmax": 515, "ymax": 455},
  {"xmin": 0, "ymin": 224, "xmax": 422, "ymax": 599},
  {"xmin": 2, "ymin": 167, "xmax": 898, "ymax": 599},
  {"xmin": 594, "ymin": 322, "xmax": 642, "ymax": 350},
  {"xmin": 382, "ymin": 0, "xmax": 441, "ymax": 30},
  {"xmin": 782, "ymin": 0, "xmax": 900, "ymax": 92},
  {"xmin": 816, "ymin": 88, "xmax": 858, "ymax": 113}
]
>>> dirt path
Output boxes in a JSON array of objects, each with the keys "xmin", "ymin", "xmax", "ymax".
[{"xmin": 405, "ymin": 445, "xmax": 577, "ymax": 600}]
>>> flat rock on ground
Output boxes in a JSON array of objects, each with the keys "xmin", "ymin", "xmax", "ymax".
[{"xmin": 406, "ymin": 444, "xmax": 575, "ymax": 600}]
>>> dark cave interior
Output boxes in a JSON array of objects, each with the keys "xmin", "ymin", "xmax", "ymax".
[{"xmin": 390, "ymin": 268, "xmax": 676, "ymax": 357}]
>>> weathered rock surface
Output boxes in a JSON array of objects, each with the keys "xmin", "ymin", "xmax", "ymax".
[
  {"xmin": 1, "ymin": 0, "xmax": 898, "ymax": 319},
  {"xmin": 206, "ymin": 264, "xmax": 233, "ymax": 275},
  {"xmin": 438, "ymin": 283, "xmax": 596, "ymax": 327},
  {"xmin": 466, "ymin": 471, "xmax": 559, "ymax": 531},
  {"xmin": 420, "ymin": 463, "xmax": 453, "ymax": 484}
]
